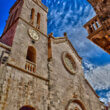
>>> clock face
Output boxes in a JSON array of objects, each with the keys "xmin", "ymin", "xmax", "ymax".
[
  {"xmin": 28, "ymin": 28, "xmax": 39, "ymax": 41},
  {"xmin": 62, "ymin": 52, "xmax": 77, "ymax": 75}
]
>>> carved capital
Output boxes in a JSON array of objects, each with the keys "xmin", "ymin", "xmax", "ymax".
[{"xmin": 73, "ymin": 92, "xmax": 78, "ymax": 98}]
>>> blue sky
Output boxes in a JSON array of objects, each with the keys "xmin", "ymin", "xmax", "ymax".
[
  {"xmin": 0, "ymin": 0, "xmax": 110, "ymax": 104},
  {"xmin": 0, "ymin": 0, "xmax": 16, "ymax": 35}
]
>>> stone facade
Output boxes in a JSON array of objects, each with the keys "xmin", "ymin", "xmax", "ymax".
[
  {"xmin": 48, "ymin": 35, "xmax": 104, "ymax": 110},
  {"xmin": 0, "ymin": 0, "xmax": 106, "ymax": 110}
]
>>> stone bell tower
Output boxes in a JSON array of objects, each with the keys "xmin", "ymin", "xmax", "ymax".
[
  {"xmin": 0, "ymin": 0, "xmax": 49, "ymax": 110},
  {"xmin": 84, "ymin": 0, "xmax": 110, "ymax": 54}
]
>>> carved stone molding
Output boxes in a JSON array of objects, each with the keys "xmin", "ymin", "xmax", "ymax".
[
  {"xmin": 73, "ymin": 92, "xmax": 78, "ymax": 99},
  {"xmin": 65, "ymin": 99, "xmax": 86, "ymax": 110},
  {"xmin": 62, "ymin": 52, "xmax": 77, "ymax": 75}
]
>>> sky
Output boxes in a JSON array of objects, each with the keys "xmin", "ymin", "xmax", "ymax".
[{"xmin": 0, "ymin": 0, "xmax": 110, "ymax": 105}]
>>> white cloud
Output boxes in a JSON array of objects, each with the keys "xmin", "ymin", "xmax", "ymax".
[
  {"xmin": 100, "ymin": 97, "xmax": 108, "ymax": 105},
  {"xmin": 85, "ymin": 63, "xmax": 110, "ymax": 90},
  {"xmin": 100, "ymin": 91, "xmax": 110, "ymax": 105},
  {"xmin": 107, "ymin": 91, "xmax": 110, "ymax": 102},
  {"xmin": 84, "ymin": 61, "xmax": 110, "ymax": 104}
]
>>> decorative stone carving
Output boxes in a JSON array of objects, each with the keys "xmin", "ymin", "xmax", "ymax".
[
  {"xmin": 28, "ymin": 28, "xmax": 40, "ymax": 41},
  {"xmin": 0, "ymin": 50, "xmax": 10, "ymax": 65},
  {"xmin": 73, "ymin": 92, "xmax": 78, "ymax": 98},
  {"xmin": 74, "ymin": 107, "xmax": 79, "ymax": 110},
  {"xmin": 62, "ymin": 52, "xmax": 77, "ymax": 75},
  {"xmin": 67, "ymin": 102, "xmax": 82, "ymax": 110},
  {"xmin": 65, "ymin": 99, "xmax": 87, "ymax": 110}
]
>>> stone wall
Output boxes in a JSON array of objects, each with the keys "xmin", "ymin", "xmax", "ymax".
[
  {"xmin": 48, "ymin": 39, "xmax": 102, "ymax": 110},
  {"xmin": 9, "ymin": 18, "xmax": 48, "ymax": 79},
  {"xmin": 20, "ymin": 0, "xmax": 47, "ymax": 35},
  {"xmin": 0, "ymin": 65, "xmax": 48, "ymax": 110}
]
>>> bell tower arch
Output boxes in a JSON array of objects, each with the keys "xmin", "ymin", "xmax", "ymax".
[{"xmin": 0, "ymin": 0, "xmax": 49, "ymax": 74}]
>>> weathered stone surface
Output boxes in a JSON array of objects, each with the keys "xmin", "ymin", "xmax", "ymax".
[{"xmin": 0, "ymin": 66, "xmax": 48, "ymax": 110}]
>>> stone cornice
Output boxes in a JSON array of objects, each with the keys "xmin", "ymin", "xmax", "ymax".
[
  {"xmin": 19, "ymin": 17, "xmax": 48, "ymax": 38},
  {"xmin": 32, "ymin": 0, "xmax": 48, "ymax": 13},
  {"xmin": 48, "ymin": 33, "xmax": 82, "ymax": 62},
  {"xmin": 85, "ymin": 79, "xmax": 99, "ymax": 98},
  {"xmin": 84, "ymin": 15, "xmax": 98, "ymax": 28},
  {"xmin": 0, "ymin": 42, "xmax": 11, "ymax": 50},
  {"xmin": 87, "ymin": 27, "xmax": 104, "ymax": 39},
  {"xmin": 67, "ymin": 39, "xmax": 82, "ymax": 61},
  {"xmin": 0, "ymin": 18, "xmax": 19, "ymax": 39},
  {"xmin": 10, "ymin": 0, "xmax": 48, "ymax": 13},
  {"xmin": 7, "ymin": 63, "xmax": 49, "ymax": 82},
  {"xmin": 10, "ymin": 0, "xmax": 22, "ymax": 13}
]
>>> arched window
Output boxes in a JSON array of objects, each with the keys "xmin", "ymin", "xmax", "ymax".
[
  {"xmin": 26, "ymin": 46, "xmax": 36, "ymax": 63},
  {"xmin": 30, "ymin": 8, "xmax": 35, "ymax": 24},
  {"xmin": 37, "ymin": 13, "xmax": 41, "ymax": 29},
  {"xmin": 20, "ymin": 105, "xmax": 35, "ymax": 110}
]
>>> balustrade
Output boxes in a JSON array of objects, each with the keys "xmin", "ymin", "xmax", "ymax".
[
  {"xmin": 25, "ymin": 60, "xmax": 36, "ymax": 73},
  {"xmin": 84, "ymin": 16, "xmax": 102, "ymax": 34}
]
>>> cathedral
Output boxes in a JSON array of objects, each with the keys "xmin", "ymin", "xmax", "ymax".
[{"xmin": 0, "ymin": 0, "xmax": 107, "ymax": 110}]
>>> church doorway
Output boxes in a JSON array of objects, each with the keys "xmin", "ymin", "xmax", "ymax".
[
  {"xmin": 20, "ymin": 105, "xmax": 35, "ymax": 110},
  {"xmin": 65, "ymin": 99, "xmax": 86, "ymax": 110}
]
